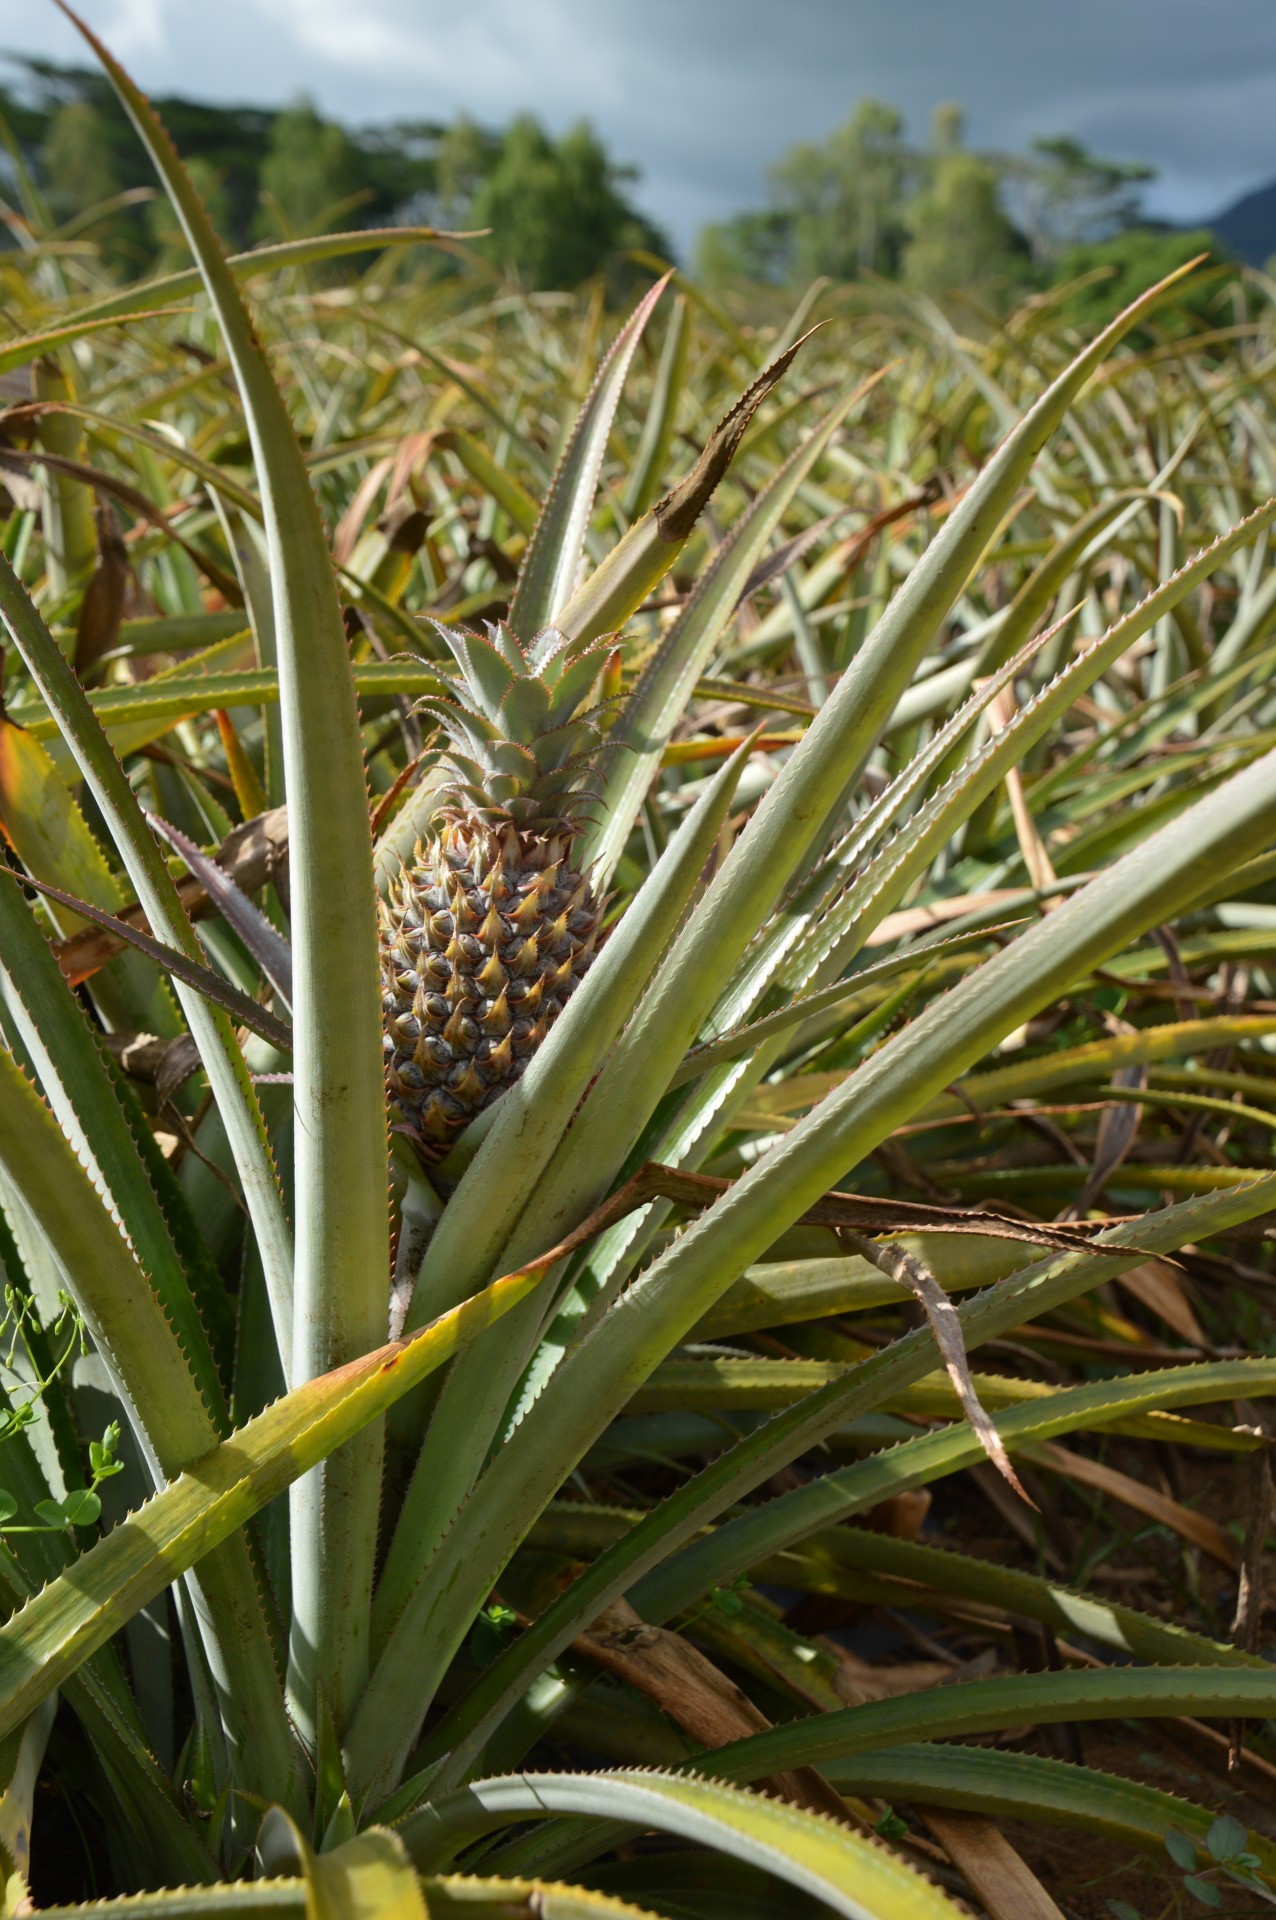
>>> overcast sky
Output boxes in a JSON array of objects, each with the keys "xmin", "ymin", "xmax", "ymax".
[{"xmin": 2, "ymin": 0, "xmax": 1275, "ymax": 252}]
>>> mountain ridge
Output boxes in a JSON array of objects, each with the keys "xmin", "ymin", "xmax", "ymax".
[{"xmin": 1206, "ymin": 177, "xmax": 1276, "ymax": 264}]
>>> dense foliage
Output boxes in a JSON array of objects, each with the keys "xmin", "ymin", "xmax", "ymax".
[
  {"xmin": 2, "ymin": 20, "xmax": 1276, "ymax": 1920},
  {"xmin": 1, "ymin": 56, "xmax": 1242, "ymax": 313},
  {"xmin": 0, "ymin": 56, "xmax": 667, "ymax": 289},
  {"xmin": 697, "ymin": 101, "xmax": 1234, "ymax": 319}
]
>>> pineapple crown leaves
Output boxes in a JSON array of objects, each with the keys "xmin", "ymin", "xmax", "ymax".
[
  {"xmin": 429, "ymin": 619, "xmax": 615, "ymax": 724},
  {"xmin": 414, "ymin": 618, "xmax": 625, "ymax": 833}
]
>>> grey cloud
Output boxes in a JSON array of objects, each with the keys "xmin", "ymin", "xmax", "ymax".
[{"xmin": 2, "ymin": 0, "xmax": 1275, "ymax": 249}]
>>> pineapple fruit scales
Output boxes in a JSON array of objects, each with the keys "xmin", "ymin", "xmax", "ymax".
[{"xmin": 380, "ymin": 619, "xmax": 609, "ymax": 1157}]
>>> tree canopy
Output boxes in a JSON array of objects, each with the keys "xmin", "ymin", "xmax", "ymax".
[
  {"xmin": 901, "ymin": 105, "xmax": 1025, "ymax": 301},
  {"xmin": 0, "ymin": 57, "xmax": 664, "ymax": 290},
  {"xmin": 468, "ymin": 116, "xmax": 665, "ymax": 288},
  {"xmin": 257, "ymin": 96, "xmax": 368, "ymax": 237},
  {"xmin": 695, "ymin": 94, "xmax": 1225, "ymax": 322}
]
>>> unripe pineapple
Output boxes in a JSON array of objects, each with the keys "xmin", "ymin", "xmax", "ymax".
[{"xmin": 380, "ymin": 620, "xmax": 610, "ymax": 1157}]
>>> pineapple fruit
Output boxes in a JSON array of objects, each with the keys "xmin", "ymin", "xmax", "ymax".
[{"xmin": 379, "ymin": 619, "xmax": 610, "ymax": 1157}]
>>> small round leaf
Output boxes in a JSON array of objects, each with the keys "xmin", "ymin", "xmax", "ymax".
[
  {"xmin": 60, "ymin": 1488, "xmax": 101, "ymax": 1527},
  {"xmin": 1205, "ymin": 1814, "xmax": 1248, "ymax": 1863},
  {"xmin": 1165, "ymin": 1829, "xmax": 1199, "ymax": 1872}
]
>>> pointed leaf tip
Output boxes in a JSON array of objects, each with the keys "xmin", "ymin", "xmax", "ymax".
[{"xmin": 654, "ymin": 324, "xmax": 829, "ymax": 546}]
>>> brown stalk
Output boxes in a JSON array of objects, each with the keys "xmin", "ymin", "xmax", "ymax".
[{"xmin": 571, "ymin": 1596, "xmax": 850, "ymax": 1823}]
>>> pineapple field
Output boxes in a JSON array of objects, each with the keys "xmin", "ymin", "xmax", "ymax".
[{"xmin": 6, "ymin": 16, "xmax": 1276, "ymax": 1919}]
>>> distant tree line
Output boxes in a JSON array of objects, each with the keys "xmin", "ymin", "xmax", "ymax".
[
  {"xmin": 0, "ymin": 60, "xmax": 1229, "ymax": 318},
  {"xmin": 698, "ymin": 100, "xmax": 1227, "ymax": 325},
  {"xmin": 0, "ymin": 57, "xmax": 669, "ymax": 288}
]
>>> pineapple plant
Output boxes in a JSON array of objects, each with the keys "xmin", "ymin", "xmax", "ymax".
[
  {"xmin": 380, "ymin": 622, "xmax": 608, "ymax": 1156},
  {"xmin": 5, "ymin": 13, "xmax": 1276, "ymax": 1914}
]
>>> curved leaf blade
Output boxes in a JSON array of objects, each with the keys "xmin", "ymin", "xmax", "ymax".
[
  {"xmin": 702, "ymin": 1667, "xmax": 1276, "ymax": 1786},
  {"xmin": 55, "ymin": 0, "xmax": 391, "ymax": 1734},
  {"xmin": 401, "ymin": 1770, "xmax": 965, "ymax": 1919},
  {"xmin": 0, "ymin": 1258, "xmax": 544, "ymax": 1746},
  {"xmin": 508, "ymin": 274, "xmax": 670, "ymax": 640}
]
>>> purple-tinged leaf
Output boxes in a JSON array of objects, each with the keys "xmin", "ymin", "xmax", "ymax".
[
  {"xmin": 148, "ymin": 813, "xmax": 293, "ymax": 1009},
  {"xmin": 1, "ymin": 868, "xmax": 291, "ymax": 1054}
]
